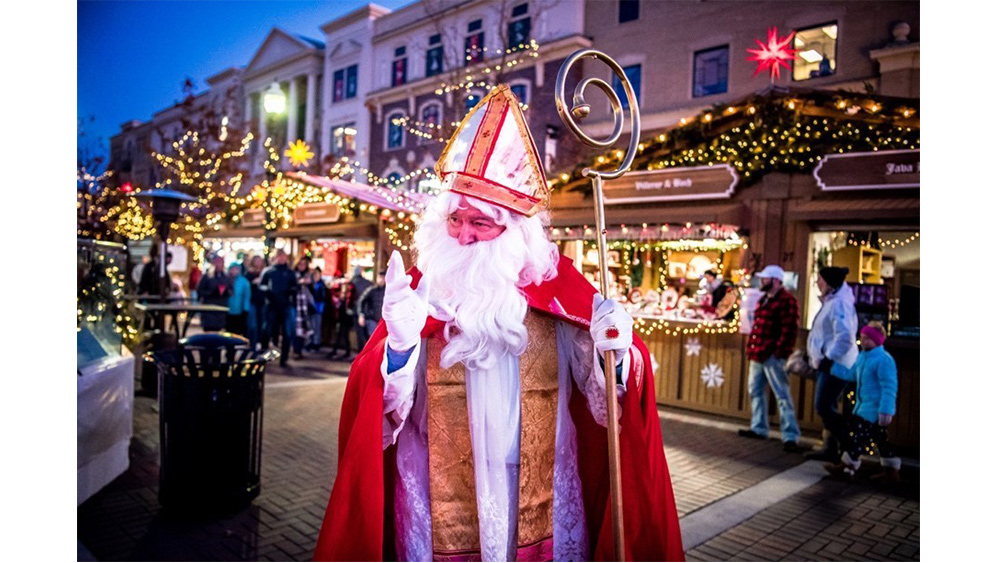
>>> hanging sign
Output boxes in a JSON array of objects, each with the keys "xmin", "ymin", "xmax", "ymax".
[
  {"xmin": 603, "ymin": 164, "xmax": 738, "ymax": 204},
  {"xmin": 814, "ymin": 149, "xmax": 919, "ymax": 191},
  {"xmin": 242, "ymin": 208, "xmax": 264, "ymax": 226},
  {"xmin": 294, "ymin": 202, "xmax": 342, "ymax": 225}
]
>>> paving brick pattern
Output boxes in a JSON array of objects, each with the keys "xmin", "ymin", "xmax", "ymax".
[
  {"xmin": 78, "ymin": 362, "xmax": 348, "ymax": 561},
  {"xmin": 657, "ymin": 417, "xmax": 806, "ymax": 518},
  {"xmin": 685, "ymin": 474, "xmax": 920, "ymax": 561},
  {"xmin": 78, "ymin": 358, "xmax": 919, "ymax": 561}
]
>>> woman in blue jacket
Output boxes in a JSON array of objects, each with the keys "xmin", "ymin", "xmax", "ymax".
[
  {"xmin": 226, "ymin": 262, "xmax": 252, "ymax": 336},
  {"xmin": 825, "ymin": 322, "xmax": 900, "ymax": 483}
]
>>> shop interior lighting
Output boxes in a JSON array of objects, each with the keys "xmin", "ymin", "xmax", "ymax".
[{"xmin": 799, "ymin": 49, "xmax": 823, "ymax": 63}]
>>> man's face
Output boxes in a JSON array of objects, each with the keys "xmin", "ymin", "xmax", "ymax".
[
  {"xmin": 274, "ymin": 251, "xmax": 288, "ymax": 266},
  {"xmin": 446, "ymin": 197, "xmax": 506, "ymax": 245},
  {"xmin": 760, "ymin": 277, "xmax": 777, "ymax": 292},
  {"xmin": 228, "ymin": 266, "xmax": 240, "ymax": 278},
  {"xmin": 212, "ymin": 258, "xmax": 224, "ymax": 271},
  {"xmin": 250, "ymin": 257, "xmax": 264, "ymax": 271}
]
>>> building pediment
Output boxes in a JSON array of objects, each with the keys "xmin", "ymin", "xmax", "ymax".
[
  {"xmin": 329, "ymin": 39, "xmax": 364, "ymax": 60},
  {"xmin": 246, "ymin": 28, "xmax": 323, "ymax": 76}
]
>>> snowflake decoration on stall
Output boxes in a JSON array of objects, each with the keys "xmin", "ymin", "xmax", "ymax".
[
  {"xmin": 700, "ymin": 363, "xmax": 725, "ymax": 388},
  {"xmin": 685, "ymin": 338, "xmax": 703, "ymax": 357},
  {"xmin": 746, "ymin": 27, "xmax": 797, "ymax": 83},
  {"xmin": 285, "ymin": 139, "xmax": 314, "ymax": 168}
]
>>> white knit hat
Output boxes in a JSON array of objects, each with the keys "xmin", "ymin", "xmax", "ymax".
[{"xmin": 759, "ymin": 265, "xmax": 785, "ymax": 280}]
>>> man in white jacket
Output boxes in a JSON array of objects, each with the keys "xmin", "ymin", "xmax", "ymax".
[{"xmin": 806, "ymin": 266, "xmax": 859, "ymax": 461}]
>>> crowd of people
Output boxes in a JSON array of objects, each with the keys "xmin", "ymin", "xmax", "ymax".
[
  {"xmin": 184, "ymin": 248, "xmax": 385, "ymax": 368},
  {"xmin": 738, "ymin": 264, "xmax": 901, "ymax": 485}
]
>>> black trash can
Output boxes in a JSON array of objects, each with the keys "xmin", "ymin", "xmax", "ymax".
[{"xmin": 146, "ymin": 332, "xmax": 277, "ymax": 513}]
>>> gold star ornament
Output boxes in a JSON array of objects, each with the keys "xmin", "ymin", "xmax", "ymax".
[{"xmin": 285, "ymin": 140, "xmax": 314, "ymax": 168}]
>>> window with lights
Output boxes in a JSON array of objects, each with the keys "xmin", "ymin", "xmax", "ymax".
[
  {"xmin": 465, "ymin": 19, "xmax": 485, "ymax": 66},
  {"xmin": 793, "ymin": 23, "xmax": 837, "ymax": 81},
  {"xmin": 392, "ymin": 46, "xmax": 408, "ymax": 87},
  {"xmin": 426, "ymin": 34, "xmax": 444, "ymax": 77},
  {"xmin": 333, "ymin": 65, "xmax": 358, "ymax": 103},
  {"xmin": 508, "ymin": 4, "xmax": 530, "ymax": 50},
  {"xmin": 464, "ymin": 90, "xmax": 484, "ymax": 112},
  {"xmin": 330, "ymin": 123, "xmax": 357, "ymax": 158},
  {"xmin": 419, "ymin": 103, "xmax": 442, "ymax": 144},
  {"xmin": 386, "ymin": 112, "xmax": 405, "ymax": 150}
]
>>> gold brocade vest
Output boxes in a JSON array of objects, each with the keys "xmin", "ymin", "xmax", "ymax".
[{"xmin": 425, "ymin": 311, "xmax": 560, "ymax": 561}]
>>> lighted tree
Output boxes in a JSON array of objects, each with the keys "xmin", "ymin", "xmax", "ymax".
[
  {"xmin": 106, "ymin": 79, "xmax": 254, "ymax": 257},
  {"xmin": 77, "ymin": 115, "xmax": 119, "ymax": 240}
]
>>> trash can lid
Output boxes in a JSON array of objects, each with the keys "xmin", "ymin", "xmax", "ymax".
[{"xmin": 181, "ymin": 332, "xmax": 250, "ymax": 349}]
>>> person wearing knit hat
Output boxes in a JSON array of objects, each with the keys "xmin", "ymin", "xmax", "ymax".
[
  {"xmin": 818, "ymin": 266, "xmax": 849, "ymax": 289},
  {"xmin": 738, "ymin": 265, "xmax": 802, "ymax": 452},
  {"xmin": 805, "ymin": 265, "xmax": 860, "ymax": 461},
  {"xmin": 825, "ymin": 322, "xmax": 901, "ymax": 484},
  {"xmin": 225, "ymin": 261, "xmax": 251, "ymax": 336}
]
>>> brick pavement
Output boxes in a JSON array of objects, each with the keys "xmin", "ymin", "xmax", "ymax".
[{"xmin": 77, "ymin": 355, "xmax": 919, "ymax": 561}]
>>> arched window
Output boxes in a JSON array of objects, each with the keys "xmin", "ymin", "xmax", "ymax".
[
  {"xmin": 418, "ymin": 101, "xmax": 443, "ymax": 144},
  {"xmin": 464, "ymin": 89, "xmax": 485, "ymax": 112},
  {"xmin": 508, "ymin": 79, "xmax": 531, "ymax": 106},
  {"xmin": 385, "ymin": 111, "xmax": 406, "ymax": 150}
]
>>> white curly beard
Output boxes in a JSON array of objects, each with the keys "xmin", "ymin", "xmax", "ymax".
[{"xmin": 413, "ymin": 192, "xmax": 558, "ymax": 371}]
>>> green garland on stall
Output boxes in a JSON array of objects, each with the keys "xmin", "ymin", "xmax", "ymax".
[{"xmin": 552, "ymin": 88, "xmax": 920, "ymax": 194}]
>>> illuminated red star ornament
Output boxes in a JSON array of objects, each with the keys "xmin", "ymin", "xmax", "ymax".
[{"xmin": 746, "ymin": 27, "xmax": 797, "ymax": 83}]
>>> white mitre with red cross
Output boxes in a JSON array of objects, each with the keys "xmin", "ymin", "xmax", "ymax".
[{"xmin": 435, "ymin": 84, "xmax": 550, "ymax": 217}]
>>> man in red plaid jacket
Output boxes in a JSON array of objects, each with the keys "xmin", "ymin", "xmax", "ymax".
[{"xmin": 739, "ymin": 265, "xmax": 802, "ymax": 452}]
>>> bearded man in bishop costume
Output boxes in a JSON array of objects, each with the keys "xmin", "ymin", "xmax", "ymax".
[{"xmin": 314, "ymin": 85, "xmax": 684, "ymax": 562}]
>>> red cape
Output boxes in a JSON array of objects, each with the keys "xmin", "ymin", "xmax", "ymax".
[{"xmin": 314, "ymin": 256, "xmax": 684, "ymax": 561}]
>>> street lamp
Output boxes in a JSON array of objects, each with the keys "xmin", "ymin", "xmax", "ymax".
[
  {"xmin": 263, "ymin": 81, "xmax": 286, "ymax": 115},
  {"xmin": 135, "ymin": 188, "xmax": 197, "ymax": 304}
]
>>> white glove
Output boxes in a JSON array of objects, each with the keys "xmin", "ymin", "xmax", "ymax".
[
  {"xmin": 590, "ymin": 294, "xmax": 633, "ymax": 365},
  {"xmin": 382, "ymin": 250, "xmax": 430, "ymax": 352}
]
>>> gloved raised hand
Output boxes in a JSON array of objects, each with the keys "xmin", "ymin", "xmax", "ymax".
[
  {"xmin": 382, "ymin": 250, "xmax": 430, "ymax": 353},
  {"xmin": 590, "ymin": 294, "xmax": 633, "ymax": 365}
]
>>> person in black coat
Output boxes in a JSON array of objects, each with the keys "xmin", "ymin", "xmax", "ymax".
[
  {"xmin": 197, "ymin": 255, "xmax": 230, "ymax": 331},
  {"xmin": 260, "ymin": 249, "xmax": 299, "ymax": 366}
]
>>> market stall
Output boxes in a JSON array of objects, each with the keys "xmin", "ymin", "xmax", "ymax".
[{"xmin": 548, "ymin": 87, "xmax": 920, "ymax": 449}]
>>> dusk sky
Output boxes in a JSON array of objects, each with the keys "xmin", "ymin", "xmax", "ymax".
[{"xmin": 78, "ymin": 0, "xmax": 411, "ymax": 160}]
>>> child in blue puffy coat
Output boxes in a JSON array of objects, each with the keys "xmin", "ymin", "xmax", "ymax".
[{"xmin": 825, "ymin": 322, "xmax": 901, "ymax": 483}]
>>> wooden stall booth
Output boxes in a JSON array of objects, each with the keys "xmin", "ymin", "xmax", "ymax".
[
  {"xmin": 549, "ymin": 165, "xmax": 759, "ymax": 420},
  {"xmin": 548, "ymin": 87, "xmax": 920, "ymax": 450}
]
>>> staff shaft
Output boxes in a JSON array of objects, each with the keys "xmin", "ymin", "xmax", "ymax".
[{"xmin": 592, "ymin": 174, "xmax": 626, "ymax": 561}]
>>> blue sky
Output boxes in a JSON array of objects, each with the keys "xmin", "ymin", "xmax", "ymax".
[{"xmin": 78, "ymin": 0, "xmax": 411, "ymax": 161}]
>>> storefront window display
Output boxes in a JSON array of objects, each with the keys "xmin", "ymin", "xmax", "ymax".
[
  {"xmin": 805, "ymin": 230, "xmax": 920, "ymax": 337},
  {"xmin": 555, "ymin": 222, "xmax": 749, "ymax": 336},
  {"xmin": 305, "ymin": 239, "xmax": 375, "ymax": 281}
]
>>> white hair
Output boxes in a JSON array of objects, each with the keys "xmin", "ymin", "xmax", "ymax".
[{"xmin": 413, "ymin": 191, "xmax": 558, "ymax": 370}]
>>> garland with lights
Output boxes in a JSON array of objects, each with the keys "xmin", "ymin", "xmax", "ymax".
[
  {"xmin": 77, "ymin": 249, "xmax": 140, "ymax": 348},
  {"xmin": 77, "ymin": 168, "xmax": 120, "ymax": 240},
  {"xmin": 550, "ymin": 88, "xmax": 919, "ymax": 195},
  {"xmin": 387, "ymin": 41, "xmax": 540, "ymax": 144}
]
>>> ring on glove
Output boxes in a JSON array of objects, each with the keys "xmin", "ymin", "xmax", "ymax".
[{"xmin": 604, "ymin": 326, "xmax": 620, "ymax": 339}]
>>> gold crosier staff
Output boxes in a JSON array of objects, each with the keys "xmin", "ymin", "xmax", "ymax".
[{"xmin": 555, "ymin": 49, "xmax": 640, "ymax": 562}]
